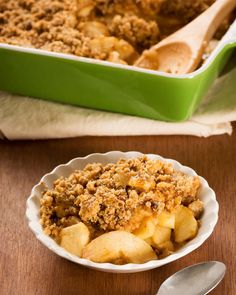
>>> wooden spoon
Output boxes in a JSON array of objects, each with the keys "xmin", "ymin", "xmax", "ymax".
[{"xmin": 135, "ymin": 0, "xmax": 236, "ymax": 74}]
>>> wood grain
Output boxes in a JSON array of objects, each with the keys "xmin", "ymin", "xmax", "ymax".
[{"xmin": 1, "ymin": 124, "xmax": 236, "ymax": 295}]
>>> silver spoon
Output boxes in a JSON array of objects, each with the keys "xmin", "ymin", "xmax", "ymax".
[{"xmin": 157, "ymin": 261, "xmax": 226, "ymax": 295}]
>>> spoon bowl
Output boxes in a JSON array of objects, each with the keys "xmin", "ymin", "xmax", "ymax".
[
  {"xmin": 139, "ymin": 42, "xmax": 193, "ymax": 74},
  {"xmin": 157, "ymin": 261, "xmax": 226, "ymax": 295}
]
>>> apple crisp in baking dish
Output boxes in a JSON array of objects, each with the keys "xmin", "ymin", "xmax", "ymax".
[
  {"xmin": 0, "ymin": 0, "xmax": 234, "ymax": 66},
  {"xmin": 40, "ymin": 156, "xmax": 204, "ymax": 264}
]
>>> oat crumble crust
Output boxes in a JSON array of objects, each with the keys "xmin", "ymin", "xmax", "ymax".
[
  {"xmin": 1, "ymin": 0, "xmax": 233, "ymax": 66},
  {"xmin": 40, "ymin": 156, "xmax": 202, "ymax": 240}
]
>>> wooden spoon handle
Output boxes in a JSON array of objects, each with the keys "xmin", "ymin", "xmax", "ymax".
[{"xmin": 170, "ymin": 0, "xmax": 236, "ymax": 48}]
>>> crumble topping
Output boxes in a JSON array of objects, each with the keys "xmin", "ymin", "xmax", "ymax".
[
  {"xmin": 160, "ymin": 0, "xmax": 215, "ymax": 24},
  {"xmin": 40, "ymin": 156, "xmax": 201, "ymax": 239}
]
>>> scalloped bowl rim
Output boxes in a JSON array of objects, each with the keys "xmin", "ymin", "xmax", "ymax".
[{"xmin": 26, "ymin": 151, "xmax": 219, "ymax": 273}]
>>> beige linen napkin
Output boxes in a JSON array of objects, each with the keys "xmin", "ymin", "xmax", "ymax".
[{"xmin": 0, "ymin": 66, "xmax": 236, "ymax": 140}]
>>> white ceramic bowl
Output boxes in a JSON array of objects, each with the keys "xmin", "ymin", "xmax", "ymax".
[{"xmin": 26, "ymin": 151, "xmax": 218, "ymax": 273}]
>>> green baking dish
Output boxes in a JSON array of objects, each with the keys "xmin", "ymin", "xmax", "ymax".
[{"xmin": 0, "ymin": 20, "xmax": 236, "ymax": 122}]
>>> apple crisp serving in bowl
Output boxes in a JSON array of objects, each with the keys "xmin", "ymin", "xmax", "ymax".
[
  {"xmin": 40, "ymin": 156, "xmax": 204, "ymax": 264},
  {"xmin": 0, "ymin": 0, "xmax": 234, "ymax": 67}
]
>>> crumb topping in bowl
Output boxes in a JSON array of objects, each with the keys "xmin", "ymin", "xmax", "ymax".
[{"xmin": 40, "ymin": 156, "xmax": 203, "ymax": 263}]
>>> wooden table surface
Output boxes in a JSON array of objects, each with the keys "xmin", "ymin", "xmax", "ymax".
[{"xmin": 1, "ymin": 125, "xmax": 236, "ymax": 295}]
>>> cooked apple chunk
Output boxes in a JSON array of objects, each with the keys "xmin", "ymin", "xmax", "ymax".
[
  {"xmin": 156, "ymin": 211, "xmax": 175, "ymax": 229},
  {"xmin": 133, "ymin": 217, "xmax": 156, "ymax": 240},
  {"xmin": 174, "ymin": 206, "xmax": 198, "ymax": 243},
  {"xmin": 60, "ymin": 223, "xmax": 90, "ymax": 256},
  {"xmin": 152, "ymin": 225, "xmax": 172, "ymax": 247},
  {"xmin": 82, "ymin": 231, "xmax": 157, "ymax": 264}
]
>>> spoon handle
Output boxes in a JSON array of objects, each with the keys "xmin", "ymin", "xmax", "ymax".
[{"xmin": 175, "ymin": 0, "xmax": 236, "ymax": 48}]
